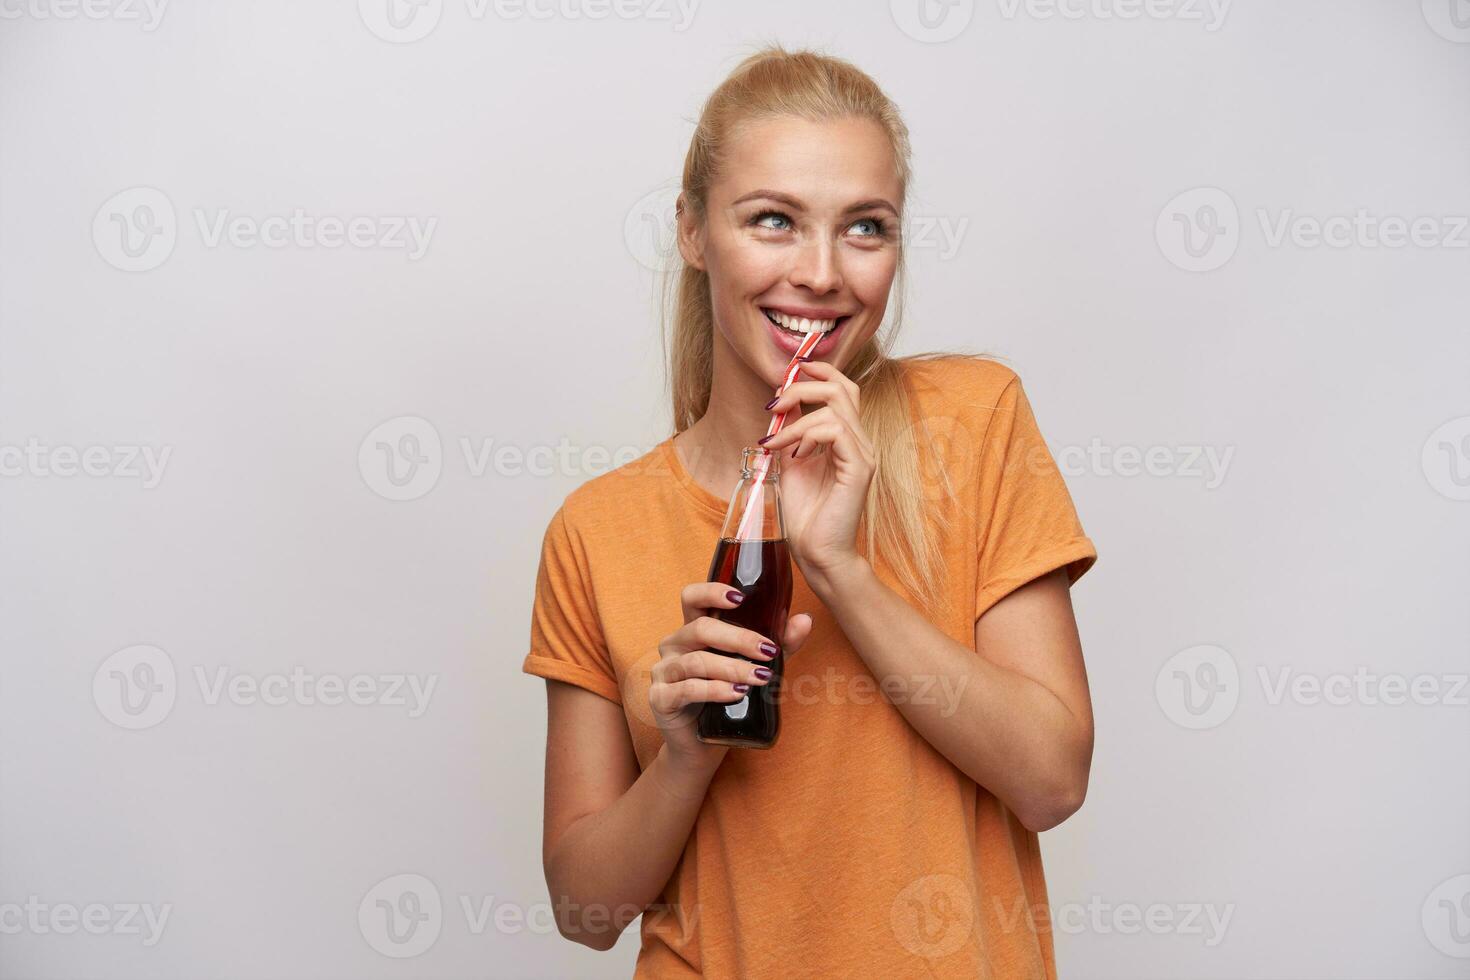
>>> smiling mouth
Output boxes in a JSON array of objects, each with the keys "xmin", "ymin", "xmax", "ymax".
[{"xmin": 761, "ymin": 308, "xmax": 851, "ymax": 338}]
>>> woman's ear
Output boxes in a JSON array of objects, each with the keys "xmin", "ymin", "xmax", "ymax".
[{"xmin": 674, "ymin": 193, "xmax": 706, "ymax": 272}]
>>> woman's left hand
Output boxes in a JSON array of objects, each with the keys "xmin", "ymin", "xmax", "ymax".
[{"xmin": 758, "ymin": 359, "xmax": 876, "ymax": 586}]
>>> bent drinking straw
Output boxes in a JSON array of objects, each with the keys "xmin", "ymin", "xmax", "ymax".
[{"xmin": 734, "ymin": 329, "xmax": 824, "ymax": 541}]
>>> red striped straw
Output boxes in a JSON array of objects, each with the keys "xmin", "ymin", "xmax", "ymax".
[{"xmin": 734, "ymin": 330, "xmax": 824, "ymax": 540}]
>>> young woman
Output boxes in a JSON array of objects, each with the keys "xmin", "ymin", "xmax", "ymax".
[{"xmin": 523, "ymin": 45, "xmax": 1098, "ymax": 979}]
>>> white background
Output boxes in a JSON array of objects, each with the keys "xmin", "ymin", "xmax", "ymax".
[{"xmin": 2, "ymin": 0, "xmax": 1468, "ymax": 977}]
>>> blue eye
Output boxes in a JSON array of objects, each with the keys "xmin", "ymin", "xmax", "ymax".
[
  {"xmin": 752, "ymin": 210, "xmax": 792, "ymax": 231},
  {"xmin": 851, "ymin": 217, "xmax": 886, "ymax": 238}
]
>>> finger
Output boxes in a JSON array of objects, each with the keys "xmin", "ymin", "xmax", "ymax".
[
  {"xmin": 657, "ymin": 650, "xmax": 773, "ymax": 686},
  {"xmin": 652, "ymin": 677, "xmax": 749, "ymax": 714},
  {"xmin": 665, "ymin": 615, "xmax": 780, "ymax": 659},
  {"xmin": 768, "ymin": 381, "xmax": 860, "ymax": 429},
  {"xmin": 679, "ymin": 581, "xmax": 746, "ymax": 625},
  {"xmin": 786, "ymin": 357, "xmax": 861, "ymax": 405},
  {"xmin": 788, "ymin": 419, "xmax": 847, "ymax": 462},
  {"xmin": 758, "ymin": 405, "xmax": 831, "ymax": 453},
  {"xmin": 780, "ymin": 613, "xmax": 814, "ymax": 658}
]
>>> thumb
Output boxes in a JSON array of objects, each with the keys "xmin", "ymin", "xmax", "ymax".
[{"xmin": 780, "ymin": 613, "xmax": 814, "ymax": 658}]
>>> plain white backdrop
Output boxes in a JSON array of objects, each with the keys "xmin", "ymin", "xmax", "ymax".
[{"xmin": 2, "ymin": 1, "xmax": 1468, "ymax": 977}]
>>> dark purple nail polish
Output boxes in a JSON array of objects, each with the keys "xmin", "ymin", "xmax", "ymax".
[
  {"xmin": 726, "ymin": 589, "xmax": 744, "ymax": 604},
  {"xmin": 753, "ymin": 666, "xmax": 772, "ymax": 680},
  {"xmin": 733, "ymin": 683, "xmax": 750, "ymax": 693},
  {"xmin": 758, "ymin": 641, "xmax": 779, "ymax": 657},
  {"xmin": 799, "ymin": 355, "xmax": 816, "ymax": 362},
  {"xmin": 758, "ymin": 434, "xmax": 773, "ymax": 445},
  {"xmin": 764, "ymin": 396, "xmax": 779, "ymax": 410}
]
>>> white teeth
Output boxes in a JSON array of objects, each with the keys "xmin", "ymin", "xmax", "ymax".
[{"xmin": 766, "ymin": 310, "xmax": 838, "ymax": 334}]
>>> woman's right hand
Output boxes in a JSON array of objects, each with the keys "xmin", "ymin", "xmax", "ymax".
[{"xmin": 651, "ymin": 583, "xmax": 813, "ymax": 771}]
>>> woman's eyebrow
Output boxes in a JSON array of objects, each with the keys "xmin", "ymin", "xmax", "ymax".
[{"xmin": 732, "ymin": 189, "xmax": 899, "ymax": 216}]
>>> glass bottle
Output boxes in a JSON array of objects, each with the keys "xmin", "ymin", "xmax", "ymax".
[{"xmin": 696, "ymin": 447, "xmax": 794, "ymax": 749}]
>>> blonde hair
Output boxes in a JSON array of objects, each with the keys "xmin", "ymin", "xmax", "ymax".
[{"xmin": 661, "ymin": 42, "xmax": 973, "ymax": 613}]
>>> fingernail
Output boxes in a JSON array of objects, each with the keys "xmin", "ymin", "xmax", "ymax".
[
  {"xmin": 733, "ymin": 683, "xmax": 750, "ymax": 693},
  {"xmin": 758, "ymin": 434, "xmax": 773, "ymax": 445},
  {"xmin": 753, "ymin": 666, "xmax": 772, "ymax": 680},
  {"xmin": 799, "ymin": 355, "xmax": 816, "ymax": 362},
  {"xmin": 758, "ymin": 641, "xmax": 779, "ymax": 657},
  {"xmin": 763, "ymin": 396, "xmax": 779, "ymax": 410},
  {"xmin": 726, "ymin": 589, "xmax": 744, "ymax": 604}
]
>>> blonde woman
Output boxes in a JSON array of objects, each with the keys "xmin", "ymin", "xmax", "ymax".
[{"xmin": 523, "ymin": 44, "xmax": 1099, "ymax": 979}]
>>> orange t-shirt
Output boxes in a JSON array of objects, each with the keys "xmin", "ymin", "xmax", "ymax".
[{"xmin": 523, "ymin": 355, "xmax": 1098, "ymax": 979}]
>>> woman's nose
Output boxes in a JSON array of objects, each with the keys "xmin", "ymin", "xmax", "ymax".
[{"xmin": 788, "ymin": 238, "xmax": 843, "ymax": 294}]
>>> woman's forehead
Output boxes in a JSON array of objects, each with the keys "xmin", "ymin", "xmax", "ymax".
[{"xmin": 716, "ymin": 116, "xmax": 902, "ymax": 209}]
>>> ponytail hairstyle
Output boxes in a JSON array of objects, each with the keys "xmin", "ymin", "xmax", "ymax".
[{"xmin": 661, "ymin": 42, "xmax": 970, "ymax": 614}]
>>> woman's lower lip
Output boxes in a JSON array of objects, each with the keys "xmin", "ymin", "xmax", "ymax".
[{"xmin": 764, "ymin": 314, "xmax": 845, "ymax": 358}]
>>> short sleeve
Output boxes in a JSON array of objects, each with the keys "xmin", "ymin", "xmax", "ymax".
[
  {"xmin": 973, "ymin": 376, "xmax": 1098, "ymax": 621},
  {"xmin": 522, "ymin": 506, "xmax": 622, "ymax": 704}
]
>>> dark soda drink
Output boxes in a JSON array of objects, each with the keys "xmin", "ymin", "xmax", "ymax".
[
  {"xmin": 696, "ymin": 446, "xmax": 792, "ymax": 750},
  {"xmin": 696, "ymin": 537, "xmax": 792, "ymax": 748}
]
